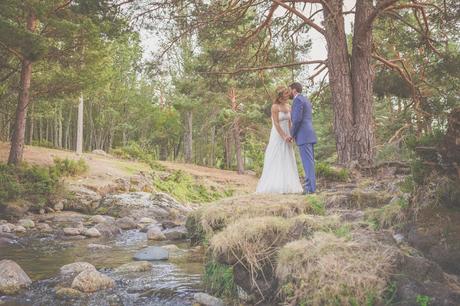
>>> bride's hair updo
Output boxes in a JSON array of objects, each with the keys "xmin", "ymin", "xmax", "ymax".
[{"xmin": 274, "ymin": 86, "xmax": 288, "ymax": 104}]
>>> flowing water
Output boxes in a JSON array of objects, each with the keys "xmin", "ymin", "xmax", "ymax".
[{"xmin": 0, "ymin": 229, "xmax": 204, "ymax": 306}]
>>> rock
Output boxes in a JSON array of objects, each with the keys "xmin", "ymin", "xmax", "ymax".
[
  {"xmin": 63, "ymin": 227, "xmax": 82, "ymax": 236},
  {"xmin": 161, "ymin": 220, "xmax": 181, "ymax": 229},
  {"xmin": 147, "ymin": 226, "xmax": 166, "ymax": 241},
  {"xmin": 92, "ymin": 149, "xmax": 108, "ymax": 156},
  {"xmin": 0, "ymin": 260, "xmax": 32, "ymax": 295},
  {"xmin": 393, "ymin": 233, "xmax": 404, "ymax": 244},
  {"xmin": 13, "ymin": 225, "xmax": 26, "ymax": 233},
  {"xmin": 193, "ymin": 292, "xmax": 225, "ymax": 306},
  {"xmin": 114, "ymin": 261, "xmax": 152, "ymax": 273},
  {"xmin": 115, "ymin": 216, "xmax": 137, "ymax": 230},
  {"xmin": 162, "ymin": 226, "xmax": 188, "ymax": 240},
  {"xmin": 71, "ymin": 270, "xmax": 115, "ymax": 293},
  {"xmin": 65, "ymin": 185, "xmax": 101, "ymax": 214},
  {"xmin": 18, "ymin": 219, "xmax": 34, "ymax": 228},
  {"xmin": 3, "ymin": 200, "xmax": 30, "ymax": 219},
  {"xmin": 139, "ymin": 217, "xmax": 155, "ymax": 224},
  {"xmin": 87, "ymin": 244, "xmax": 112, "ymax": 250},
  {"xmin": 55, "ymin": 287, "xmax": 83, "ymax": 299},
  {"xmin": 0, "ymin": 223, "xmax": 14, "ymax": 233},
  {"xmin": 99, "ymin": 192, "xmax": 190, "ymax": 220},
  {"xmin": 60, "ymin": 262, "xmax": 96, "ymax": 276},
  {"xmin": 133, "ymin": 246, "xmax": 169, "ymax": 261},
  {"xmin": 36, "ymin": 223, "xmax": 52, "ymax": 232},
  {"xmin": 39, "ymin": 208, "xmax": 45, "ymax": 215},
  {"xmin": 83, "ymin": 227, "xmax": 101, "ymax": 238},
  {"xmin": 45, "ymin": 207, "xmax": 55, "ymax": 213},
  {"xmin": 94, "ymin": 221, "xmax": 122, "ymax": 237},
  {"xmin": 89, "ymin": 215, "xmax": 106, "ymax": 224},
  {"xmin": 53, "ymin": 200, "xmax": 64, "ymax": 212},
  {"xmin": 162, "ymin": 244, "xmax": 181, "ymax": 252}
]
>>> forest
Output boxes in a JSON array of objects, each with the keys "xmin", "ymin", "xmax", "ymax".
[
  {"xmin": 1, "ymin": 0, "xmax": 457, "ymax": 171},
  {"xmin": 0, "ymin": 0, "xmax": 459, "ymax": 305}
]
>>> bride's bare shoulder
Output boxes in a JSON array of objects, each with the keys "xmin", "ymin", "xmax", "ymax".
[{"xmin": 271, "ymin": 104, "xmax": 280, "ymax": 111}]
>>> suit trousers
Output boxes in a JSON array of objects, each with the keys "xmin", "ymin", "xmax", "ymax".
[{"xmin": 298, "ymin": 143, "xmax": 316, "ymax": 193}]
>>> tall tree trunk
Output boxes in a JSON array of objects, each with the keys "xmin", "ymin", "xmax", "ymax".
[
  {"xmin": 28, "ymin": 103, "xmax": 34, "ymax": 144},
  {"xmin": 210, "ymin": 125, "xmax": 216, "ymax": 167},
  {"xmin": 76, "ymin": 93, "xmax": 84, "ymax": 154},
  {"xmin": 323, "ymin": 0, "xmax": 375, "ymax": 166},
  {"xmin": 233, "ymin": 121, "xmax": 244, "ymax": 174},
  {"xmin": 184, "ymin": 110, "xmax": 193, "ymax": 163},
  {"xmin": 350, "ymin": 0, "xmax": 375, "ymax": 165},
  {"xmin": 8, "ymin": 10, "xmax": 37, "ymax": 165},
  {"xmin": 57, "ymin": 102, "xmax": 63, "ymax": 148},
  {"xmin": 323, "ymin": 0, "xmax": 354, "ymax": 166}
]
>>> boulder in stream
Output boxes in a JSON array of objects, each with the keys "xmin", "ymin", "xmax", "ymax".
[
  {"xmin": 0, "ymin": 260, "xmax": 32, "ymax": 295},
  {"xmin": 114, "ymin": 261, "xmax": 152, "ymax": 273},
  {"xmin": 133, "ymin": 246, "xmax": 169, "ymax": 261},
  {"xmin": 83, "ymin": 227, "xmax": 102, "ymax": 238},
  {"xmin": 193, "ymin": 292, "xmax": 225, "ymax": 306},
  {"xmin": 18, "ymin": 219, "xmax": 35, "ymax": 228},
  {"xmin": 115, "ymin": 216, "xmax": 137, "ymax": 230},
  {"xmin": 146, "ymin": 226, "xmax": 166, "ymax": 241},
  {"xmin": 162, "ymin": 226, "xmax": 188, "ymax": 240},
  {"xmin": 60, "ymin": 262, "xmax": 96, "ymax": 276},
  {"xmin": 71, "ymin": 270, "xmax": 115, "ymax": 293}
]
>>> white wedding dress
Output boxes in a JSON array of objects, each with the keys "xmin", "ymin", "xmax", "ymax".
[{"xmin": 256, "ymin": 111, "xmax": 303, "ymax": 194}]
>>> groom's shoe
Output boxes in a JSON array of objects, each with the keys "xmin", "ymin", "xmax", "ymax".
[{"xmin": 302, "ymin": 190, "xmax": 315, "ymax": 195}]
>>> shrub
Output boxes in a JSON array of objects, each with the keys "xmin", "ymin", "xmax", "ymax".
[
  {"xmin": 31, "ymin": 140, "xmax": 55, "ymax": 148},
  {"xmin": 0, "ymin": 163, "xmax": 61, "ymax": 210},
  {"xmin": 52, "ymin": 158, "xmax": 88, "ymax": 177},
  {"xmin": 111, "ymin": 142, "xmax": 152, "ymax": 162},
  {"xmin": 315, "ymin": 162, "xmax": 349, "ymax": 182}
]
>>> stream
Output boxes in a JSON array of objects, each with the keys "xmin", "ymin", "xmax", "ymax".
[{"xmin": 0, "ymin": 228, "xmax": 204, "ymax": 305}]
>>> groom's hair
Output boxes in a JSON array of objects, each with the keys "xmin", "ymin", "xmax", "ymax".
[{"xmin": 290, "ymin": 82, "xmax": 302, "ymax": 94}]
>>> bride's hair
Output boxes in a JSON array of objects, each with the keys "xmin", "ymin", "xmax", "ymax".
[{"xmin": 274, "ymin": 86, "xmax": 288, "ymax": 104}]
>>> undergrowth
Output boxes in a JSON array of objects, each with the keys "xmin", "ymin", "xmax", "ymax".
[{"xmin": 153, "ymin": 170, "xmax": 233, "ymax": 203}]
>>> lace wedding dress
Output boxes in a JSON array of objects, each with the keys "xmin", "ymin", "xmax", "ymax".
[{"xmin": 256, "ymin": 111, "xmax": 303, "ymax": 194}]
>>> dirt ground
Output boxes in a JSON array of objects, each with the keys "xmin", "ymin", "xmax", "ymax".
[{"xmin": 0, "ymin": 142, "xmax": 258, "ymax": 193}]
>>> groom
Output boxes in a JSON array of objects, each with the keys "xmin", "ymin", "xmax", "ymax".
[{"xmin": 289, "ymin": 82, "xmax": 317, "ymax": 194}]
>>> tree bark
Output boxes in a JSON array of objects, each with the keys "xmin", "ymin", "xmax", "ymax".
[
  {"xmin": 184, "ymin": 110, "xmax": 193, "ymax": 162},
  {"xmin": 322, "ymin": 0, "xmax": 375, "ymax": 166},
  {"xmin": 350, "ymin": 0, "xmax": 375, "ymax": 165},
  {"xmin": 8, "ymin": 10, "xmax": 37, "ymax": 165}
]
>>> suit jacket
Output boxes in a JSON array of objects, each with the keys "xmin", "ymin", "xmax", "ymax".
[{"xmin": 290, "ymin": 94, "xmax": 317, "ymax": 145}]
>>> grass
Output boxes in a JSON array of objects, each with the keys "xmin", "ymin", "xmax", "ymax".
[
  {"xmin": 276, "ymin": 231, "xmax": 400, "ymax": 306},
  {"xmin": 364, "ymin": 197, "xmax": 408, "ymax": 229},
  {"xmin": 186, "ymin": 194, "xmax": 317, "ymax": 244},
  {"xmin": 153, "ymin": 170, "xmax": 233, "ymax": 203},
  {"xmin": 203, "ymin": 260, "xmax": 238, "ymax": 299},
  {"xmin": 53, "ymin": 157, "xmax": 88, "ymax": 177},
  {"xmin": 208, "ymin": 214, "xmax": 341, "ymax": 300},
  {"xmin": 315, "ymin": 162, "xmax": 349, "ymax": 182}
]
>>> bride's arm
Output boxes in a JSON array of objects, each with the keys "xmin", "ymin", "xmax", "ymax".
[
  {"xmin": 271, "ymin": 105, "xmax": 289, "ymax": 141},
  {"xmin": 288, "ymin": 107, "xmax": 292, "ymax": 131}
]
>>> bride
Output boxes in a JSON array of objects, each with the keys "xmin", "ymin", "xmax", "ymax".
[{"xmin": 256, "ymin": 86, "xmax": 303, "ymax": 194}]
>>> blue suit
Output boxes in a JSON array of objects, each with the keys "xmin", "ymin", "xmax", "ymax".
[{"xmin": 290, "ymin": 94, "xmax": 317, "ymax": 193}]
